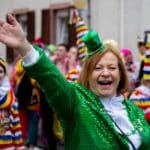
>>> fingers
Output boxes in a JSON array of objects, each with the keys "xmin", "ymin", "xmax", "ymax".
[{"xmin": 7, "ymin": 14, "xmax": 18, "ymax": 26}]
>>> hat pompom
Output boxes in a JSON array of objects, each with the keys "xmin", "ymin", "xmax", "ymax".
[{"xmin": 82, "ymin": 29, "xmax": 104, "ymax": 56}]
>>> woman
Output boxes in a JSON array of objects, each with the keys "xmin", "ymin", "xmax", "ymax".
[
  {"xmin": 0, "ymin": 14, "xmax": 150, "ymax": 150},
  {"xmin": 0, "ymin": 58, "xmax": 24, "ymax": 149}
]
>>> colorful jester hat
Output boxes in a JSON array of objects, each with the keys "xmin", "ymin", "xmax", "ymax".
[
  {"xmin": 82, "ymin": 29, "xmax": 105, "ymax": 57},
  {"xmin": 143, "ymin": 49, "xmax": 150, "ymax": 80}
]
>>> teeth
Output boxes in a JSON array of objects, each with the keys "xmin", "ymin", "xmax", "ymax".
[{"xmin": 98, "ymin": 81, "xmax": 112, "ymax": 85}]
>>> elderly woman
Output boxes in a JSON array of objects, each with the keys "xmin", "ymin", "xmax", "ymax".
[{"xmin": 0, "ymin": 14, "xmax": 150, "ymax": 150}]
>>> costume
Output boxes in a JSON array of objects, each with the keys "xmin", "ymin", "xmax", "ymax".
[
  {"xmin": 130, "ymin": 85, "xmax": 150, "ymax": 123},
  {"xmin": 65, "ymin": 68, "xmax": 80, "ymax": 82},
  {"xmin": 130, "ymin": 49, "xmax": 150, "ymax": 124},
  {"xmin": 120, "ymin": 48, "xmax": 139, "ymax": 93},
  {"xmin": 15, "ymin": 60, "xmax": 41, "ymax": 147},
  {"xmin": 0, "ymin": 77, "xmax": 24, "ymax": 149},
  {"xmin": 23, "ymin": 46, "xmax": 150, "ymax": 150}
]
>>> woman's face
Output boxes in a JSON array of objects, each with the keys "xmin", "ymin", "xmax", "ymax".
[
  {"xmin": 89, "ymin": 51, "xmax": 120, "ymax": 97},
  {"xmin": 68, "ymin": 47, "xmax": 78, "ymax": 61},
  {"xmin": 56, "ymin": 46, "xmax": 68, "ymax": 60},
  {"xmin": 0, "ymin": 65, "xmax": 5, "ymax": 85},
  {"xmin": 121, "ymin": 52, "xmax": 133, "ymax": 66}
]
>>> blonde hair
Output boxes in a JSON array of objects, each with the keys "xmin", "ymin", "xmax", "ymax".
[{"xmin": 103, "ymin": 39, "xmax": 119, "ymax": 50}]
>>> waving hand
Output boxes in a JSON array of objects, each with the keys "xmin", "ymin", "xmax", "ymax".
[{"xmin": 0, "ymin": 14, "xmax": 31, "ymax": 56}]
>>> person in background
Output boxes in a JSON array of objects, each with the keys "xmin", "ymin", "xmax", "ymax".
[
  {"xmin": 120, "ymin": 48, "xmax": 139, "ymax": 94},
  {"xmin": 66, "ymin": 45, "xmax": 81, "ymax": 82},
  {"xmin": 33, "ymin": 38, "xmax": 45, "ymax": 50},
  {"xmin": 46, "ymin": 44, "xmax": 57, "ymax": 59},
  {"xmin": 0, "ymin": 14, "xmax": 150, "ymax": 150},
  {"xmin": 15, "ymin": 58, "xmax": 56, "ymax": 150},
  {"xmin": 14, "ymin": 59, "xmax": 30, "ymax": 142},
  {"xmin": 52, "ymin": 43, "xmax": 69, "ymax": 75},
  {"xmin": 130, "ymin": 49, "xmax": 150, "ymax": 124},
  {"xmin": 137, "ymin": 39, "xmax": 146, "ymax": 61},
  {"xmin": 14, "ymin": 59, "xmax": 41, "ymax": 149},
  {"xmin": 33, "ymin": 42, "xmax": 57, "ymax": 150},
  {"xmin": 0, "ymin": 58, "xmax": 24, "ymax": 150},
  {"xmin": 50, "ymin": 43, "xmax": 69, "ymax": 147}
]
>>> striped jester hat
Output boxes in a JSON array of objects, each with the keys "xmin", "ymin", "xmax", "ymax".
[
  {"xmin": 73, "ymin": 8, "xmax": 88, "ymax": 62},
  {"xmin": 143, "ymin": 49, "xmax": 150, "ymax": 80}
]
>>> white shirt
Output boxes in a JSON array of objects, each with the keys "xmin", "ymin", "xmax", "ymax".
[{"xmin": 100, "ymin": 95, "xmax": 141, "ymax": 150}]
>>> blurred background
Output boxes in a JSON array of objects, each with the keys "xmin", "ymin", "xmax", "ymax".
[{"xmin": 0, "ymin": 0, "xmax": 150, "ymax": 69}]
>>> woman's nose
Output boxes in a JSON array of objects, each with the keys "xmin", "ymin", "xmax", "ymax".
[{"xmin": 101, "ymin": 68, "xmax": 110, "ymax": 76}]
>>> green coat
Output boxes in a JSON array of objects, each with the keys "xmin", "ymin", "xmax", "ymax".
[{"xmin": 24, "ymin": 47, "xmax": 150, "ymax": 150}]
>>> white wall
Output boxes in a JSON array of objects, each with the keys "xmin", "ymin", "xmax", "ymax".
[
  {"xmin": 0, "ymin": 0, "xmax": 72, "ymax": 60},
  {"xmin": 1, "ymin": 0, "xmax": 150, "ymax": 63},
  {"xmin": 90, "ymin": 0, "xmax": 150, "ymax": 62}
]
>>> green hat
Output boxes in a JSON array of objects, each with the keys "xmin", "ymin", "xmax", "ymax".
[
  {"xmin": 82, "ymin": 29, "xmax": 105, "ymax": 56},
  {"xmin": 46, "ymin": 44, "xmax": 56, "ymax": 54}
]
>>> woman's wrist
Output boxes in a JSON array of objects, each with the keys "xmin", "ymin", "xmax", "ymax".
[{"xmin": 17, "ymin": 39, "xmax": 32, "ymax": 57}]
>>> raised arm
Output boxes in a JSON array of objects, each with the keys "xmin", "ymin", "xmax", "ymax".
[
  {"xmin": 0, "ymin": 14, "xmax": 31, "ymax": 56},
  {"xmin": 0, "ymin": 15, "xmax": 77, "ymax": 120}
]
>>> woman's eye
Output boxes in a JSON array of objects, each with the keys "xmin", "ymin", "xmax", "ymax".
[
  {"xmin": 109, "ymin": 67, "xmax": 116, "ymax": 70},
  {"xmin": 95, "ymin": 67, "xmax": 102, "ymax": 70}
]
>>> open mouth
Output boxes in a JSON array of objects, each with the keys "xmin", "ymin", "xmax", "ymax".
[{"xmin": 98, "ymin": 80, "xmax": 113, "ymax": 86}]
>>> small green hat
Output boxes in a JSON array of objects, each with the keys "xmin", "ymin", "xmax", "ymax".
[
  {"xmin": 82, "ymin": 29, "xmax": 105, "ymax": 56},
  {"xmin": 46, "ymin": 44, "xmax": 56, "ymax": 54}
]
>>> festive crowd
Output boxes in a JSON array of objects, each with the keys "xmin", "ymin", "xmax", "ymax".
[
  {"xmin": 0, "ymin": 37, "xmax": 83, "ymax": 150},
  {"xmin": 0, "ymin": 14, "xmax": 149, "ymax": 150}
]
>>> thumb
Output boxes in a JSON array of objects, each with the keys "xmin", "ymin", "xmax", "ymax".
[{"xmin": 7, "ymin": 14, "xmax": 18, "ymax": 26}]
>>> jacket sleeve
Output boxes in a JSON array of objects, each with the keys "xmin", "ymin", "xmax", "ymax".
[{"xmin": 23, "ymin": 46, "xmax": 77, "ymax": 120}]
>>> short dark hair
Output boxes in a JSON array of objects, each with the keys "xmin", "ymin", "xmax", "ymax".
[
  {"xmin": 138, "ymin": 41, "xmax": 145, "ymax": 47},
  {"xmin": 58, "ymin": 43, "xmax": 69, "ymax": 52}
]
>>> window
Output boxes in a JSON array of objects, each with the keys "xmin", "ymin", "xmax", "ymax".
[
  {"xmin": 41, "ymin": 3, "xmax": 76, "ymax": 47},
  {"xmin": 6, "ymin": 10, "xmax": 35, "ymax": 63}
]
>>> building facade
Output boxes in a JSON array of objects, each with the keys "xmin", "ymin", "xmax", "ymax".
[{"xmin": 0, "ymin": 0, "xmax": 150, "ymax": 65}]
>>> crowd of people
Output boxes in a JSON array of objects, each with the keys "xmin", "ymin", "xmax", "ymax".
[{"xmin": 0, "ymin": 14, "xmax": 149, "ymax": 150}]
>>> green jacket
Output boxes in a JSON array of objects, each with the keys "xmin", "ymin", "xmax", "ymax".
[{"xmin": 24, "ymin": 47, "xmax": 150, "ymax": 150}]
